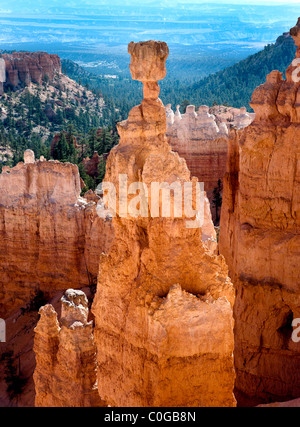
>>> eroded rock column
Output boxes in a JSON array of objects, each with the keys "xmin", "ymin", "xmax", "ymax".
[
  {"xmin": 33, "ymin": 289, "xmax": 104, "ymax": 407},
  {"xmin": 92, "ymin": 40, "xmax": 236, "ymax": 407},
  {"xmin": 219, "ymin": 18, "xmax": 300, "ymax": 404}
]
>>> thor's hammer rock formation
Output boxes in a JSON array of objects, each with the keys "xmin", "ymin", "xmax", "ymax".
[
  {"xmin": 219, "ymin": 18, "xmax": 300, "ymax": 404},
  {"xmin": 92, "ymin": 41, "xmax": 236, "ymax": 407}
]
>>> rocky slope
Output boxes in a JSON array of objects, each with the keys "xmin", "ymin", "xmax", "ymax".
[
  {"xmin": 0, "ymin": 51, "xmax": 106, "ymax": 171},
  {"xmin": 0, "ymin": 68, "xmax": 104, "ymax": 139},
  {"xmin": 0, "ymin": 52, "xmax": 61, "ymax": 95},
  {"xmin": 185, "ymin": 31, "xmax": 297, "ymax": 110},
  {"xmin": 219, "ymin": 18, "xmax": 300, "ymax": 405},
  {"xmin": 91, "ymin": 40, "xmax": 236, "ymax": 407},
  {"xmin": 0, "ymin": 150, "xmax": 114, "ymax": 318}
]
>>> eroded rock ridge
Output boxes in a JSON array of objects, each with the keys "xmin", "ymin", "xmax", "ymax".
[{"xmin": 219, "ymin": 18, "xmax": 300, "ymax": 404}]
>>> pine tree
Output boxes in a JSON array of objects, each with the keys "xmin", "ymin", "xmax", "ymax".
[
  {"xmin": 53, "ymin": 132, "xmax": 69, "ymax": 161},
  {"xmin": 180, "ymin": 99, "xmax": 190, "ymax": 113},
  {"xmin": 96, "ymin": 156, "xmax": 106, "ymax": 184}
]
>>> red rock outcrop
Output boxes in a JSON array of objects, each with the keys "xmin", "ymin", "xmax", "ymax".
[
  {"xmin": 83, "ymin": 152, "xmax": 101, "ymax": 178},
  {"xmin": 0, "ymin": 52, "xmax": 61, "ymax": 92},
  {"xmin": 92, "ymin": 40, "xmax": 236, "ymax": 407},
  {"xmin": 33, "ymin": 289, "xmax": 105, "ymax": 407},
  {"xmin": 219, "ymin": 19, "xmax": 300, "ymax": 405},
  {"xmin": 166, "ymin": 104, "xmax": 254, "ymax": 222},
  {"xmin": 0, "ymin": 154, "xmax": 114, "ymax": 318},
  {"xmin": 50, "ymin": 131, "xmax": 78, "ymax": 156}
]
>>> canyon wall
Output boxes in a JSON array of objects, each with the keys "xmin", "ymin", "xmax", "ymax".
[
  {"xmin": 0, "ymin": 151, "xmax": 114, "ymax": 318},
  {"xmin": 92, "ymin": 41, "xmax": 236, "ymax": 407},
  {"xmin": 166, "ymin": 104, "xmax": 254, "ymax": 222},
  {"xmin": 219, "ymin": 19, "xmax": 300, "ymax": 404},
  {"xmin": 0, "ymin": 52, "xmax": 61, "ymax": 94},
  {"xmin": 34, "ymin": 289, "xmax": 104, "ymax": 407}
]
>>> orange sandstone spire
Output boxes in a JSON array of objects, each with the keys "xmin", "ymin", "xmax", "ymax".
[{"xmin": 92, "ymin": 40, "xmax": 236, "ymax": 407}]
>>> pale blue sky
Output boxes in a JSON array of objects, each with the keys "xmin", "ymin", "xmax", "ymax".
[{"xmin": 0, "ymin": 0, "xmax": 299, "ymax": 7}]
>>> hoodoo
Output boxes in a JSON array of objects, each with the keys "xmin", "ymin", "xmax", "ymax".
[
  {"xmin": 34, "ymin": 289, "xmax": 104, "ymax": 407},
  {"xmin": 219, "ymin": 18, "xmax": 300, "ymax": 404},
  {"xmin": 92, "ymin": 40, "xmax": 236, "ymax": 407}
]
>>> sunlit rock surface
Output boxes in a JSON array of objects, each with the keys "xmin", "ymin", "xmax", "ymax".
[
  {"xmin": 92, "ymin": 40, "xmax": 236, "ymax": 407},
  {"xmin": 219, "ymin": 18, "xmax": 300, "ymax": 405},
  {"xmin": 0, "ymin": 156, "xmax": 114, "ymax": 317},
  {"xmin": 33, "ymin": 289, "xmax": 105, "ymax": 407}
]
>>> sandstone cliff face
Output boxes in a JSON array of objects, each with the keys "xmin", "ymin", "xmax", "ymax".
[
  {"xmin": 0, "ymin": 52, "xmax": 61, "ymax": 93},
  {"xmin": 92, "ymin": 40, "xmax": 236, "ymax": 407},
  {"xmin": 219, "ymin": 19, "xmax": 300, "ymax": 404},
  {"xmin": 34, "ymin": 289, "xmax": 104, "ymax": 407},
  {"xmin": 0, "ymin": 153, "xmax": 114, "ymax": 317},
  {"xmin": 165, "ymin": 104, "xmax": 254, "ymax": 222}
]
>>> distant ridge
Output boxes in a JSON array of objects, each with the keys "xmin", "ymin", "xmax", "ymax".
[{"xmin": 184, "ymin": 32, "xmax": 297, "ymax": 111}]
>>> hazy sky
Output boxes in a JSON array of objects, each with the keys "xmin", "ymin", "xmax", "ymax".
[
  {"xmin": 0, "ymin": 0, "xmax": 300, "ymax": 8},
  {"xmin": 0, "ymin": 0, "xmax": 298, "ymax": 55}
]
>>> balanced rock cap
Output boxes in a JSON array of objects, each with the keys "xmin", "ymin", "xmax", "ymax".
[{"xmin": 128, "ymin": 40, "xmax": 169, "ymax": 82}]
